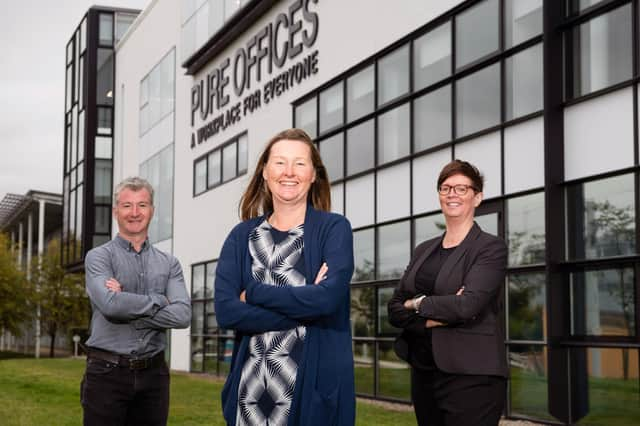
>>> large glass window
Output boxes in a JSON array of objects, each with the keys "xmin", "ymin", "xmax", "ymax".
[
  {"xmin": 319, "ymin": 133, "xmax": 344, "ymax": 181},
  {"xmin": 571, "ymin": 267, "xmax": 635, "ymax": 337},
  {"xmin": 377, "ymin": 221, "xmax": 410, "ymax": 280},
  {"xmin": 567, "ymin": 174, "xmax": 636, "ymax": 260},
  {"xmin": 414, "ymin": 22, "xmax": 451, "ymax": 90},
  {"xmin": 413, "ymin": 85, "xmax": 451, "ymax": 152},
  {"xmin": 508, "ymin": 272, "xmax": 546, "ymax": 340},
  {"xmin": 509, "ymin": 345, "xmax": 552, "ymax": 420},
  {"xmin": 140, "ymin": 146, "xmax": 174, "ymax": 243},
  {"xmin": 139, "ymin": 50, "xmax": 175, "ymax": 135},
  {"xmin": 96, "ymin": 49, "xmax": 114, "ymax": 106},
  {"xmin": 193, "ymin": 133, "xmax": 248, "ymax": 196},
  {"xmin": 377, "ymin": 163, "xmax": 410, "ymax": 222},
  {"xmin": 570, "ymin": 4, "xmax": 632, "ymax": 98},
  {"xmin": 456, "ymin": 0, "xmax": 499, "ymax": 69},
  {"xmin": 94, "ymin": 159, "xmax": 112, "ymax": 204},
  {"xmin": 346, "ymin": 120, "xmax": 374, "ymax": 176},
  {"xmin": 319, "ymin": 82, "xmax": 343, "ymax": 134},
  {"xmin": 378, "ymin": 103, "xmax": 410, "ymax": 165},
  {"xmin": 347, "ymin": 65, "xmax": 374, "ymax": 122},
  {"xmin": 506, "ymin": 43, "xmax": 543, "ymax": 120},
  {"xmin": 295, "ymin": 97, "xmax": 317, "ymax": 139},
  {"xmin": 377, "ymin": 44, "xmax": 409, "ymax": 106},
  {"xmin": 507, "ymin": 192, "xmax": 545, "ymax": 266},
  {"xmin": 570, "ymin": 347, "xmax": 640, "ymax": 424},
  {"xmin": 455, "ymin": 63, "xmax": 501, "ymax": 137},
  {"xmin": 353, "ymin": 229, "xmax": 375, "ymax": 282},
  {"xmin": 505, "ymin": 0, "xmax": 542, "ymax": 48},
  {"xmin": 99, "ymin": 13, "xmax": 113, "ymax": 46}
]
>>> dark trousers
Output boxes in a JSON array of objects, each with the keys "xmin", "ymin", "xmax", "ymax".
[
  {"xmin": 411, "ymin": 367, "xmax": 506, "ymax": 426},
  {"xmin": 80, "ymin": 356, "xmax": 170, "ymax": 426}
]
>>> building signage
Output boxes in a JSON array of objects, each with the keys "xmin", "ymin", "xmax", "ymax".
[{"xmin": 190, "ymin": 0, "xmax": 319, "ymax": 148}]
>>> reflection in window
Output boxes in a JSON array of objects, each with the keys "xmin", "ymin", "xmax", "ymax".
[
  {"xmin": 414, "ymin": 85, "xmax": 451, "ymax": 151},
  {"xmin": 508, "ymin": 272, "xmax": 546, "ymax": 340},
  {"xmin": 319, "ymin": 133, "xmax": 344, "ymax": 181},
  {"xmin": 96, "ymin": 49, "xmax": 114, "ymax": 106},
  {"xmin": 192, "ymin": 264, "xmax": 205, "ymax": 300},
  {"xmin": 569, "ymin": 347, "xmax": 640, "ymax": 424},
  {"xmin": 94, "ymin": 159, "xmax": 112, "ymax": 204},
  {"xmin": 191, "ymin": 335, "xmax": 204, "ymax": 372},
  {"xmin": 456, "ymin": 63, "xmax": 501, "ymax": 137},
  {"xmin": 509, "ymin": 345, "xmax": 552, "ymax": 420},
  {"xmin": 571, "ymin": 267, "xmax": 635, "ymax": 336},
  {"xmin": 295, "ymin": 97, "xmax": 317, "ymax": 139},
  {"xmin": 567, "ymin": 174, "xmax": 635, "ymax": 260},
  {"xmin": 206, "ymin": 261, "xmax": 217, "ymax": 299},
  {"xmin": 377, "ymin": 44, "xmax": 409, "ymax": 105},
  {"xmin": 353, "ymin": 228, "xmax": 375, "ymax": 282},
  {"xmin": 347, "ymin": 65, "xmax": 374, "ymax": 122},
  {"xmin": 237, "ymin": 134, "xmax": 248, "ymax": 173},
  {"xmin": 347, "ymin": 119, "xmax": 374, "ymax": 176},
  {"xmin": 319, "ymin": 82, "xmax": 343, "ymax": 134},
  {"xmin": 353, "ymin": 341, "xmax": 374, "ymax": 396},
  {"xmin": 414, "ymin": 21, "xmax": 451, "ymax": 90},
  {"xmin": 414, "ymin": 214, "xmax": 446, "ymax": 248},
  {"xmin": 377, "ymin": 340, "xmax": 410, "ymax": 399},
  {"xmin": 571, "ymin": 4, "xmax": 632, "ymax": 98},
  {"xmin": 377, "ymin": 221, "xmax": 410, "ymax": 280},
  {"xmin": 505, "ymin": 0, "xmax": 542, "ymax": 48},
  {"xmin": 377, "ymin": 287, "xmax": 399, "ymax": 334},
  {"xmin": 456, "ymin": 0, "xmax": 499, "ymax": 69},
  {"xmin": 351, "ymin": 287, "xmax": 375, "ymax": 336},
  {"xmin": 507, "ymin": 192, "xmax": 545, "ymax": 266},
  {"xmin": 378, "ymin": 103, "xmax": 410, "ymax": 165},
  {"xmin": 506, "ymin": 43, "xmax": 543, "ymax": 120}
]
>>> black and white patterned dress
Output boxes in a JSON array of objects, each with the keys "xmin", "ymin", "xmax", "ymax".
[{"xmin": 236, "ymin": 220, "xmax": 306, "ymax": 426}]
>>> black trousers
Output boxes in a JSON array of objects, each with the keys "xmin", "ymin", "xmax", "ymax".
[
  {"xmin": 411, "ymin": 367, "xmax": 506, "ymax": 426},
  {"xmin": 80, "ymin": 356, "xmax": 170, "ymax": 426}
]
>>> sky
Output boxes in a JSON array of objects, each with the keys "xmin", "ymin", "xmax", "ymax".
[{"xmin": 0, "ymin": 0, "xmax": 150, "ymax": 200}]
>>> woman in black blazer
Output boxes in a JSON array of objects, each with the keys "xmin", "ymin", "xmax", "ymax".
[{"xmin": 388, "ymin": 160, "xmax": 507, "ymax": 426}]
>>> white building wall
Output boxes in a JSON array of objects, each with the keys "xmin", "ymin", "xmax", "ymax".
[
  {"xmin": 116, "ymin": 0, "xmax": 465, "ymax": 371},
  {"xmin": 114, "ymin": 0, "xmax": 190, "ymax": 371}
]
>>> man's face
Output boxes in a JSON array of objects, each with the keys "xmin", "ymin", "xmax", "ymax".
[{"xmin": 112, "ymin": 188, "xmax": 154, "ymax": 240}]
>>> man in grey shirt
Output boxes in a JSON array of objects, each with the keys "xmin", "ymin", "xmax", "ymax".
[{"xmin": 81, "ymin": 176, "xmax": 191, "ymax": 426}]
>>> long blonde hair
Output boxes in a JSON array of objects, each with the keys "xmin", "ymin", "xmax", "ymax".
[{"xmin": 239, "ymin": 128, "xmax": 331, "ymax": 220}]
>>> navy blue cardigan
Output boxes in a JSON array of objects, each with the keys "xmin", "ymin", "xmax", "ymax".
[{"xmin": 214, "ymin": 205, "xmax": 355, "ymax": 426}]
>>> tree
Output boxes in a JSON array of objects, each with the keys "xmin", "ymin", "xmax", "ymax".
[
  {"xmin": 0, "ymin": 233, "xmax": 33, "ymax": 338},
  {"xmin": 29, "ymin": 237, "xmax": 89, "ymax": 357}
]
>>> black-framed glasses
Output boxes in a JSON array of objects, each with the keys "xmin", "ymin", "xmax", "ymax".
[{"xmin": 438, "ymin": 184, "xmax": 477, "ymax": 196}]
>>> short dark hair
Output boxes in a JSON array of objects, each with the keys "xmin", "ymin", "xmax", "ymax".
[{"xmin": 437, "ymin": 160, "xmax": 484, "ymax": 193}]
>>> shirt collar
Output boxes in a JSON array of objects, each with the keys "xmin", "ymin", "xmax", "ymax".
[{"xmin": 114, "ymin": 234, "xmax": 150, "ymax": 253}]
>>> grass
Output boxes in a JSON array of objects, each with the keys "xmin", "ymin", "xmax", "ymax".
[{"xmin": 0, "ymin": 355, "xmax": 414, "ymax": 426}]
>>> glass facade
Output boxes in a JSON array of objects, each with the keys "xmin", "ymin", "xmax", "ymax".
[
  {"xmin": 190, "ymin": 260, "xmax": 233, "ymax": 375},
  {"xmin": 180, "ymin": 0, "xmax": 250, "ymax": 62},
  {"xmin": 284, "ymin": 1, "xmax": 640, "ymax": 423},
  {"xmin": 193, "ymin": 132, "xmax": 249, "ymax": 196},
  {"xmin": 139, "ymin": 49, "xmax": 176, "ymax": 246},
  {"xmin": 63, "ymin": 8, "xmax": 138, "ymax": 269}
]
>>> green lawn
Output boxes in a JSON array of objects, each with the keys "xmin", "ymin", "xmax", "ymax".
[{"xmin": 0, "ymin": 355, "xmax": 414, "ymax": 426}]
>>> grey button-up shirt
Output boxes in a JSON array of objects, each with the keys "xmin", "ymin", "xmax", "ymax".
[{"xmin": 85, "ymin": 235, "xmax": 191, "ymax": 357}]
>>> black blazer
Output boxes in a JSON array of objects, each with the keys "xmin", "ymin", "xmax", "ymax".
[{"xmin": 387, "ymin": 222, "xmax": 508, "ymax": 377}]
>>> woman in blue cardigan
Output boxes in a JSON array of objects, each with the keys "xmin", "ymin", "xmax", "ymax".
[{"xmin": 214, "ymin": 128, "xmax": 355, "ymax": 426}]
